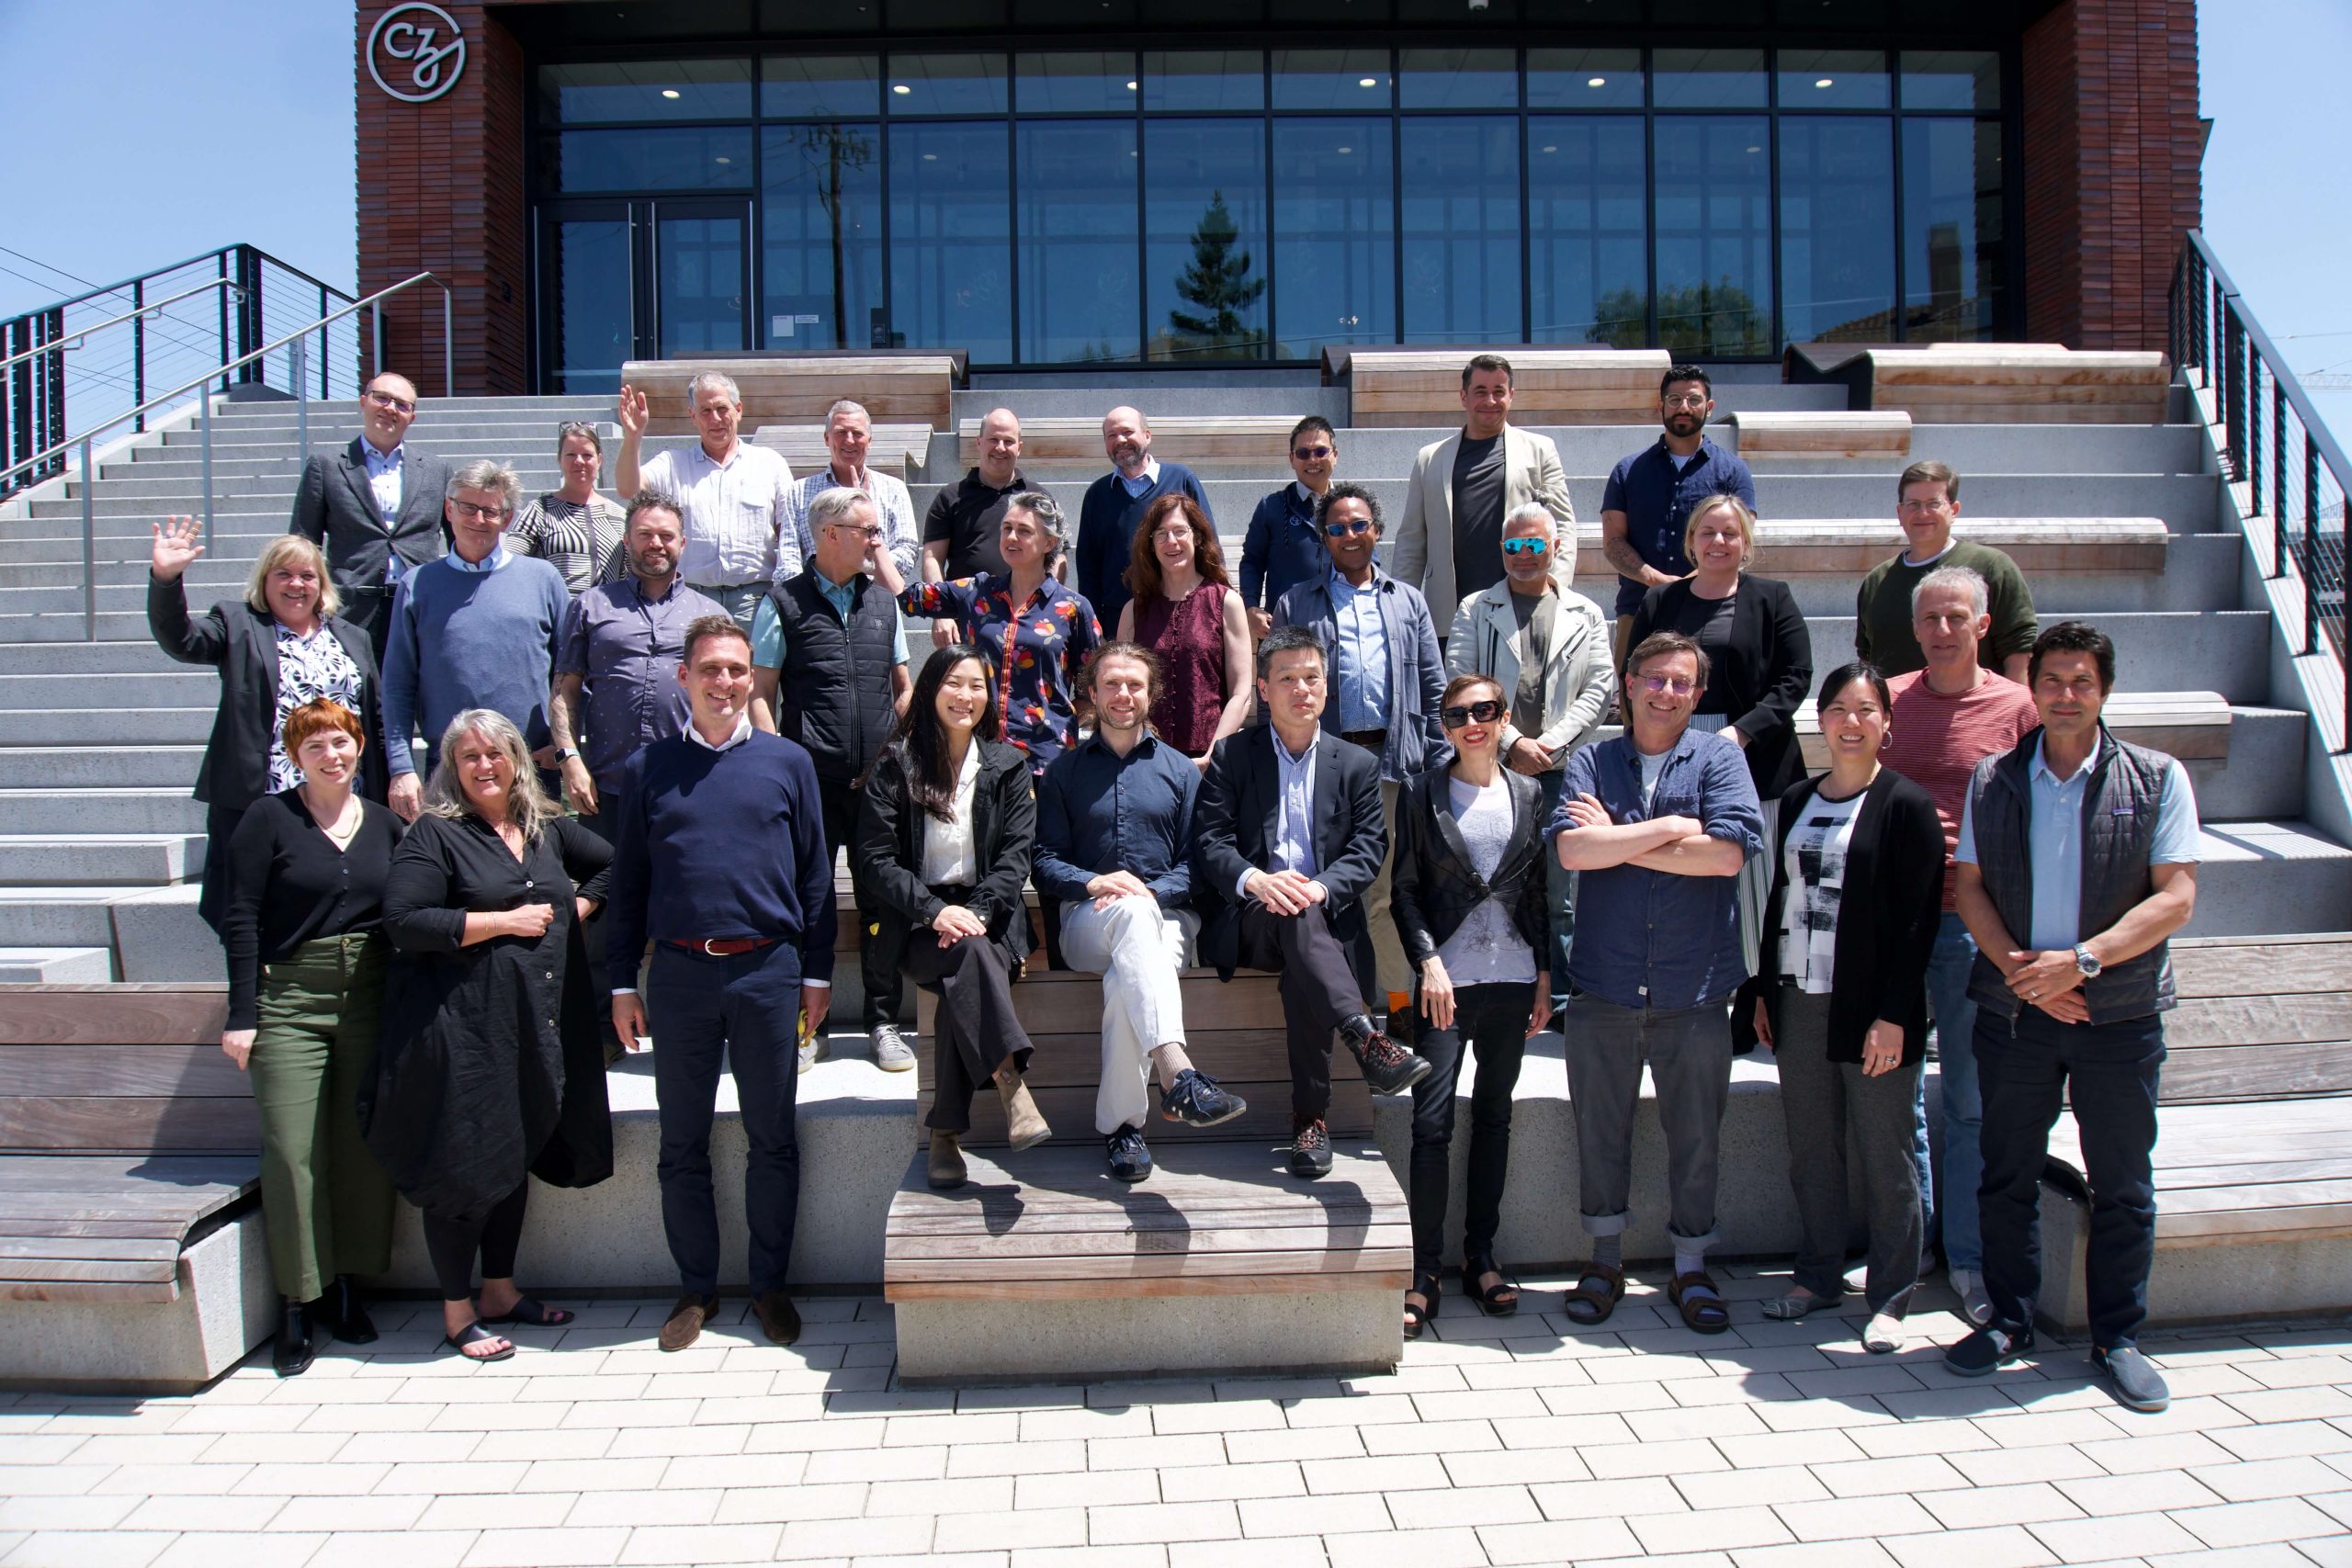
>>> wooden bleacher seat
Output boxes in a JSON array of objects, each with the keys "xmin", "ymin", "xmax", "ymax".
[
  {"xmin": 1798, "ymin": 689, "xmax": 2229, "ymax": 770},
  {"xmin": 1570, "ymin": 517, "xmax": 2170, "ymax": 581},
  {"xmin": 1730, "ymin": 410, "xmax": 1913, "ymax": 460},
  {"xmin": 1864, "ymin": 344, "xmax": 2171, "ymax": 425},
  {"xmin": 960, "ymin": 414, "xmax": 1303, "ymax": 470},
  {"xmin": 620, "ymin": 354, "xmax": 963, "ymax": 436},
  {"xmin": 883, "ymin": 969, "xmax": 1408, "ymax": 1383},
  {"xmin": 1332, "ymin": 347, "xmax": 1669, "ymax": 427},
  {"xmin": 752, "ymin": 423, "xmax": 933, "ymax": 477}
]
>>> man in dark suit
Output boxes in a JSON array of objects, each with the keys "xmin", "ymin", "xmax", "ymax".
[
  {"xmin": 1193, "ymin": 625, "xmax": 1432, "ymax": 1179},
  {"xmin": 289, "ymin": 372, "xmax": 453, "ymax": 658}
]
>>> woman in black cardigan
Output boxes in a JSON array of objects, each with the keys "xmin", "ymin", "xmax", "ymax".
[
  {"xmin": 1741, "ymin": 662, "xmax": 1944, "ymax": 1352},
  {"xmin": 859, "ymin": 644, "xmax": 1049, "ymax": 1190},
  {"xmin": 1625, "ymin": 494, "xmax": 1813, "ymax": 800},
  {"xmin": 148, "ymin": 518, "xmax": 386, "ymax": 931}
]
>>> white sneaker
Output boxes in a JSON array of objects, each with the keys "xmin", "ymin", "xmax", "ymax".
[
  {"xmin": 797, "ymin": 1035, "xmax": 827, "ymax": 1075},
  {"xmin": 871, "ymin": 1024, "xmax": 915, "ymax": 1073},
  {"xmin": 1863, "ymin": 1311, "xmax": 1905, "ymax": 1354},
  {"xmin": 1949, "ymin": 1268, "xmax": 1994, "ymax": 1325}
]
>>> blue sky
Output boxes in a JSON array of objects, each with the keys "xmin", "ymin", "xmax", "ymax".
[{"xmin": 0, "ymin": 1, "xmax": 2339, "ymax": 422}]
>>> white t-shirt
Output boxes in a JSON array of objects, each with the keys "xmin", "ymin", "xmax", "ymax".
[
  {"xmin": 1637, "ymin": 746, "xmax": 1671, "ymax": 812},
  {"xmin": 1778, "ymin": 786, "xmax": 1866, "ymax": 994},
  {"xmin": 1434, "ymin": 775, "xmax": 1536, "ymax": 987}
]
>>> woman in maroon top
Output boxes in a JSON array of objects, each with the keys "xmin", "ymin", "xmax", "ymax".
[{"xmin": 1114, "ymin": 493, "xmax": 1253, "ymax": 765}]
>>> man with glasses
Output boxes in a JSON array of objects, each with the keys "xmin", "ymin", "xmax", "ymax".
[
  {"xmin": 1447, "ymin": 503, "xmax": 1616, "ymax": 1002},
  {"xmin": 1239, "ymin": 415, "xmax": 1340, "ymax": 641},
  {"xmin": 1393, "ymin": 354, "xmax": 1576, "ymax": 631},
  {"xmin": 780, "ymin": 400, "xmax": 921, "ymax": 594},
  {"xmin": 616, "ymin": 370, "xmax": 797, "ymax": 631},
  {"xmin": 1855, "ymin": 461, "xmax": 2038, "ymax": 682},
  {"xmin": 749, "ymin": 488, "xmax": 913, "ymax": 1074},
  {"xmin": 1600, "ymin": 366, "xmax": 1758, "ymax": 666},
  {"xmin": 1550, "ymin": 630, "xmax": 1763, "ymax": 1333},
  {"xmin": 1273, "ymin": 482, "xmax": 1445, "ymax": 1022},
  {"xmin": 1077, "ymin": 405, "xmax": 1213, "ymax": 635},
  {"xmin": 379, "ymin": 460, "xmax": 571, "ymax": 822},
  {"xmin": 290, "ymin": 371, "xmax": 452, "ymax": 660}
]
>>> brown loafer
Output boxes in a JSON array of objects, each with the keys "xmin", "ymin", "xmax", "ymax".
[
  {"xmin": 659, "ymin": 1292, "xmax": 720, "ymax": 1352},
  {"xmin": 752, "ymin": 1288, "xmax": 801, "ymax": 1346}
]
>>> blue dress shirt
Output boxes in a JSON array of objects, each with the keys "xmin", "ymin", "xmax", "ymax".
[
  {"xmin": 1033, "ymin": 730, "xmax": 1199, "ymax": 908},
  {"xmin": 1328, "ymin": 570, "xmax": 1391, "ymax": 732}
]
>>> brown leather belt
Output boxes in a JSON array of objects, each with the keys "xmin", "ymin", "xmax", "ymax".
[
  {"xmin": 666, "ymin": 937, "xmax": 779, "ymax": 957},
  {"xmin": 1340, "ymin": 728, "xmax": 1387, "ymax": 750}
]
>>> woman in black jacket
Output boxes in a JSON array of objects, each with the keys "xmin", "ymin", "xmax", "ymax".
[
  {"xmin": 859, "ymin": 644, "xmax": 1049, "ymax": 1190},
  {"xmin": 147, "ymin": 518, "xmax": 386, "ymax": 931},
  {"xmin": 1625, "ymin": 494, "xmax": 1813, "ymax": 800},
  {"xmin": 1390, "ymin": 673, "xmax": 1554, "ymax": 1339},
  {"xmin": 1742, "ymin": 662, "xmax": 1944, "ymax": 1352}
]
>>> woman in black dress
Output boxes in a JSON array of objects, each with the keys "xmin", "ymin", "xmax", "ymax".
[{"xmin": 368, "ymin": 709, "xmax": 614, "ymax": 1362}]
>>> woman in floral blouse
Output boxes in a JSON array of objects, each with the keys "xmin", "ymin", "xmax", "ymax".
[{"xmin": 899, "ymin": 492, "xmax": 1102, "ymax": 777}]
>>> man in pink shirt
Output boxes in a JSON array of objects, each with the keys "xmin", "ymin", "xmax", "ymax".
[{"xmin": 1883, "ymin": 564, "xmax": 2041, "ymax": 1325}]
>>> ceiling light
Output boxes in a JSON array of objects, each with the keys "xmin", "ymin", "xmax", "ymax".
[
  {"xmin": 922, "ymin": 152, "xmax": 938, "ymax": 160},
  {"xmin": 1336, "ymin": 145, "xmax": 1352, "ymax": 153},
  {"xmin": 715, "ymin": 155, "xmax": 731, "ymax": 164},
  {"xmin": 1359, "ymin": 76, "xmax": 1378, "ymax": 87},
  {"xmin": 1746, "ymin": 144, "xmax": 1762, "ymax": 153},
  {"xmin": 661, "ymin": 88, "xmax": 681, "ymax": 99},
  {"xmin": 1815, "ymin": 77, "xmax": 1834, "ymax": 88},
  {"xmin": 892, "ymin": 83, "xmax": 911, "ymax": 95},
  {"xmin": 1541, "ymin": 144, "xmax": 1556, "ymax": 153},
  {"xmin": 1588, "ymin": 76, "xmax": 1606, "ymax": 87},
  {"xmin": 1126, "ymin": 80, "xmax": 1137, "ymax": 90}
]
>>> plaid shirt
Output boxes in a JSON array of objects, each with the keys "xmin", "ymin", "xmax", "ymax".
[{"xmin": 899, "ymin": 572, "xmax": 1103, "ymax": 774}]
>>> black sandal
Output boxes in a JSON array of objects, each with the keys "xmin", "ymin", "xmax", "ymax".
[
  {"xmin": 1403, "ymin": 1273, "xmax": 1442, "ymax": 1340},
  {"xmin": 442, "ymin": 1321, "xmax": 515, "ymax": 1362},
  {"xmin": 1460, "ymin": 1254, "xmax": 1520, "ymax": 1317},
  {"xmin": 1561, "ymin": 1261, "xmax": 1625, "ymax": 1325},
  {"xmin": 481, "ymin": 1295, "xmax": 574, "ymax": 1327}
]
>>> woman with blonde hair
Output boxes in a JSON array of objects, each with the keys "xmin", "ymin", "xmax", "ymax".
[
  {"xmin": 366, "ymin": 709, "xmax": 614, "ymax": 1362},
  {"xmin": 147, "ymin": 518, "xmax": 385, "ymax": 929}
]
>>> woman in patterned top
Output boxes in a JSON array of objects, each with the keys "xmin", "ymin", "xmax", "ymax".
[
  {"xmin": 1741, "ymin": 661, "xmax": 1944, "ymax": 1352},
  {"xmin": 898, "ymin": 492, "xmax": 1102, "ymax": 776},
  {"xmin": 510, "ymin": 421, "xmax": 627, "ymax": 594}
]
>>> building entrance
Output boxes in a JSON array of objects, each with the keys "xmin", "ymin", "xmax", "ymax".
[{"xmin": 537, "ymin": 197, "xmax": 752, "ymax": 395}]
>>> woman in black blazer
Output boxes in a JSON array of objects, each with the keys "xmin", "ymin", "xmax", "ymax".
[
  {"xmin": 1625, "ymin": 494, "xmax": 1813, "ymax": 800},
  {"xmin": 148, "ymin": 517, "xmax": 387, "ymax": 931},
  {"xmin": 1390, "ymin": 673, "xmax": 1554, "ymax": 1339},
  {"xmin": 1740, "ymin": 662, "xmax": 1944, "ymax": 1352},
  {"xmin": 859, "ymin": 643, "xmax": 1048, "ymax": 1190}
]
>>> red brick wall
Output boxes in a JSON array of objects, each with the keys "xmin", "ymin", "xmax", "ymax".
[
  {"xmin": 354, "ymin": 2, "xmax": 531, "ymax": 396},
  {"xmin": 2022, "ymin": 0, "xmax": 2204, "ymax": 353}
]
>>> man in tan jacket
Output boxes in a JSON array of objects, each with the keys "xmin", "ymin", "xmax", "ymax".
[{"xmin": 1390, "ymin": 354, "xmax": 1577, "ymax": 626}]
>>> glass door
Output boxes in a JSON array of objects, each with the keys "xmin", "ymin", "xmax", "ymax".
[{"xmin": 537, "ymin": 197, "xmax": 751, "ymax": 393}]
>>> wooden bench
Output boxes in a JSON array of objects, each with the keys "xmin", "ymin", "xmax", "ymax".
[
  {"xmin": 959, "ymin": 414, "xmax": 1304, "ymax": 470},
  {"xmin": 2031, "ymin": 934, "xmax": 2352, "ymax": 1329},
  {"xmin": 752, "ymin": 423, "xmax": 933, "ymax": 478},
  {"xmin": 1570, "ymin": 517, "xmax": 2170, "ymax": 581},
  {"xmin": 1797, "ymin": 689, "xmax": 2229, "ymax": 770},
  {"xmin": 1332, "ymin": 347, "xmax": 1671, "ymax": 427},
  {"xmin": 1863, "ymin": 345, "xmax": 2171, "ymax": 425},
  {"xmin": 885, "ymin": 969, "xmax": 1408, "ymax": 1383},
  {"xmin": 1729, "ymin": 410, "xmax": 1913, "ymax": 460},
  {"xmin": 620, "ymin": 355, "xmax": 963, "ymax": 436}
]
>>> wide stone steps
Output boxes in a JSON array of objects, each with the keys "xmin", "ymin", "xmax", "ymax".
[
  {"xmin": 0, "ymin": 706, "xmax": 214, "ymax": 745},
  {"xmin": 0, "ymin": 788, "xmax": 206, "ymax": 835},
  {"xmin": 0, "ymin": 834, "xmax": 206, "ymax": 886},
  {"xmin": 0, "ymin": 945, "xmax": 113, "ymax": 982},
  {"xmin": 0, "ymin": 745, "xmax": 205, "ymax": 789}
]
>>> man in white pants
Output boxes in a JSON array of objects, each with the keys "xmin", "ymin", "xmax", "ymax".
[{"xmin": 1034, "ymin": 641, "xmax": 1247, "ymax": 1181}]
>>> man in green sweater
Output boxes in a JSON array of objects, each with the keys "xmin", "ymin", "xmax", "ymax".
[{"xmin": 1853, "ymin": 462, "xmax": 2037, "ymax": 682}]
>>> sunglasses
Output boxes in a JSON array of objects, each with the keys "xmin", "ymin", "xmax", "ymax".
[
  {"xmin": 1501, "ymin": 537, "xmax": 1548, "ymax": 556},
  {"xmin": 1324, "ymin": 518, "xmax": 1376, "ymax": 537},
  {"xmin": 1293, "ymin": 445, "xmax": 1333, "ymax": 460},
  {"xmin": 1441, "ymin": 699, "xmax": 1506, "ymax": 728}
]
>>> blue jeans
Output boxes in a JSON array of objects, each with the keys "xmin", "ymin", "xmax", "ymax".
[
  {"xmin": 1539, "ymin": 770, "xmax": 1577, "ymax": 1007},
  {"xmin": 1924, "ymin": 911, "xmax": 1981, "ymax": 1270}
]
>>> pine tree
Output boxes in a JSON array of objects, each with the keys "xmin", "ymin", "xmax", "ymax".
[{"xmin": 1168, "ymin": 191, "xmax": 1266, "ymax": 357}]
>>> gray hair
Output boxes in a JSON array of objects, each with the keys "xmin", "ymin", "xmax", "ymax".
[
  {"xmin": 424, "ymin": 709, "xmax": 560, "ymax": 839},
  {"xmin": 825, "ymin": 399, "xmax": 871, "ymax": 429},
  {"xmin": 1503, "ymin": 502, "xmax": 1554, "ymax": 534},
  {"xmin": 1913, "ymin": 564, "xmax": 1990, "ymax": 619},
  {"xmin": 807, "ymin": 486, "xmax": 875, "ymax": 535},
  {"xmin": 1005, "ymin": 491, "xmax": 1064, "ymax": 543},
  {"xmin": 687, "ymin": 369, "xmax": 741, "ymax": 407},
  {"xmin": 446, "ymin": 458, "xmax": 522, "ymax": 514},
  {"xmin": 554, "ymin": 419, "xmax": 604, "ymax": 457}
]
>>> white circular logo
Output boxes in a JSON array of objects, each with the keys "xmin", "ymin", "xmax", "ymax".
[{"xmin": 368, "ymin": 3, "xmax": 467, "ymax": 104}]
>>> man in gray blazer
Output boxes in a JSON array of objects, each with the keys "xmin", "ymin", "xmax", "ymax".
[{"xmin": 289, "ymin": 371, "xmax": 452, "ymax": 658}]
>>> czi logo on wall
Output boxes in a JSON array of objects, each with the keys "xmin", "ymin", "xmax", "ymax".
[{"xmin": 368, "ymin": 2, "xmax": 468, "ymax": 103}]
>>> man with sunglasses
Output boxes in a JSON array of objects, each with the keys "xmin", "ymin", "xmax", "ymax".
[
  {"xmin": 290, "ymin": 371, "xmax": 454, "ymax": 661},
  {"xmin": 1550, "ymin": 630, "xmax": 1763, "ymax": 1333},
  {"xmin": 1392, "ymin": 354, "xmax": 1576, "ymax": 630},
  {"xmin": 1600, "ymin": 366, "xmax": 1758, "ymax": 666},
  {"xmin": 1447, "ymin": 504, "xmax": 1616, "ymax": 1002},
  {"xmin": 1238, "ymin": 416, "xmax": 1340, "ymax": 641}
]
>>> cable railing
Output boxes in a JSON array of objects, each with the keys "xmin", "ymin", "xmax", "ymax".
[
  {"xmin": 0, "ymin": 272, "xmax": 452, "ymax": 640},
  {"xmin": 2171, "ymin": 231, "xmax": 2352, "ymax": 747},
  {"xmin": 2, "ymin": 245, "xmax": 364, "ymax": 502}
]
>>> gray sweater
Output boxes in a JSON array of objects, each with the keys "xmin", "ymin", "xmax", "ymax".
[{"xmin": 381, "ymin": 551, "xmax": 570, "ymax": 775}]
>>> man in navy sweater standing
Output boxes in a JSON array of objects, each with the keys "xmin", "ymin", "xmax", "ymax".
[
  {"xmin": 1076, "ymin": 405, "xmax": 1212, "ymax": 634},
  {"xmin": 605, "ymin": 615, "xmax": 838, "ymax": 1353}
]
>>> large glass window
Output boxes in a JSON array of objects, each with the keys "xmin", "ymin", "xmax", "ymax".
[
  {"xmin": 1902, "ymin": 51, "xmax": 2001, "ymax": 111},
  {"xmin": 1527, "ymin": 48, "xmax": 1644, "ymax": 108},
  {"xmin": 1146, "ymin": 120, "xmax": 1269, "ymax": 362},
  {"xmin": 1271, "ymin": 119, "xmax": 1393, "ymax": 358},
  {"xmin": 1776, "ymin": 50, "xmax": 1890, "ymax": 110},
  {"xmin": 541, "ymin": 60, "xmax": 752, "ymax": 122},
  {"xmin": 1530, "ymin": 118, "xmax": 1647, "ymax": 347},
  {"xmin": 1016, "ymin": 51, "xmax": 1136, "ymax": 112},
  {"xmin": 1654, "ymin": 117, "xmax": 1771, "ymax": 355},
  {"xmin": 762, "ymin": 125, "xmax": 882, "ymax": 351},
  {"xmin": 1654, "ymin": 48, "xmax": 1766, "ymax": 108},
  {"xmin": 545, "ymin": 129, "xmax": 753, "ymax": 192},
  {"xmin": 889, "ymin": 124, "xmax": 1012, "ymax": 361},
  {"xmin": 762, "ymin": 55, "xmax": 880, "ymax": 118},
  {"xmin": 1903, "ymin": 117, "xmax": 2005, "ymax": 341},
  {"xmin": 1779, "ymin": 118, "xmax": 1895, "ymax": 343},
  {"xmin": 1400, "ymin": 118, "xmax": 1521, "ymax": 343},
  {"xmin": 1019, "ymin": 120, "xmax": 1140, "ymax": 362},
  {"xmin": 1398, "ymin": 49, "xmax": 1515, "ymax": 109},
  {"xmin": 1272, "ymin": 50, "xmax": 1393, "ymax": 110},
  {"xmin": 888, "ymin": 53, "xmax": 1008, "ymax": 114},
  {"xmin": 1144, "ymin": 51, "xmax": 1264, "ymax": 112}
]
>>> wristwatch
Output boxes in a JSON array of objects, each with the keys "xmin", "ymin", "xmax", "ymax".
[
  {"xmin": 556, "ymin": 747, "xmax": 580, "ymax": 761},
  {"xmin": 2073, "ymin": 942, "xmax": 2103, "ymax": 978}
]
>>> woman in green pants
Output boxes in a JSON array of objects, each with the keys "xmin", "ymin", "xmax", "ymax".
[{"xmin": 219, "ymin": 697, "xmax": 405, "ymax": 1376}]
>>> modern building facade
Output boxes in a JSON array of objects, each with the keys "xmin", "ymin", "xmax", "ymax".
[{"xmin": 354, "ymin": 0, "xmax": 2201, "ymax": 395}]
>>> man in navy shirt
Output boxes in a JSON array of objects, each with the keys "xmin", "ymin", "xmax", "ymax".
[
  {"xmin": 1551, "ymin": 630, "xmax": 1762, "ymax": 1334},
  {"xmin": 1238, "ymin": 416, "xmax": 1339, "ymax": 640},
  {"xmin": 605, "ymin": 615, "xmax": 836, "ymax": 1355},
  {"xmin": 1600, "ymin": 366, "xmax": 1758, "ymax": 663},
  {"xmin": 1035, "ymin": 642, "xmax": 1247, "ymax": 1182},
  {"xmin": 1075, "ymin": 405, "xmax": 1212, "ymax": 632}
]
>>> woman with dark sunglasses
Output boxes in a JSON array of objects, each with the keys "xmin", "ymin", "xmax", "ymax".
[{"xmin": 1388, "ymin": 673, "xmax": 1555, "ymax": 1338}]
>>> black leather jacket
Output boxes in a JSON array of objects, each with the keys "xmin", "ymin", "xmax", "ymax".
[{"xmin": 1390, "ymin": 761, "xmax": 1551, "ymax": 969}]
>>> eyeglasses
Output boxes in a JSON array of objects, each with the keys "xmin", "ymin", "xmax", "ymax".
[
  {"xmin": 1662, "ymin": 393, "xmax": 1708, "ymax": 410},
  {"xmin": 1635, "ymin": 674, "xmax": 1699, "ymax": 695},
  {"xmin": 1501, "ymin": 537, "xmax": 1548, "ymax": 556},
  {"xmin": 1324, "ymin": 518, "xmax": 1375, "ymax": 537},
  {"xmin": 1293, "ymin": 445, "xmax": 1333, "ymax": 460},
  {"xmin": 1440, "ymin": 699, "xmax": 1506, "ymax": 728},
  {"xmin": 364, "ymin": 389, "xmax": 416, "ymax": 414},
  {"xmin": 449, "ymin": 500, "xmax": 508, "ymax": 522}
]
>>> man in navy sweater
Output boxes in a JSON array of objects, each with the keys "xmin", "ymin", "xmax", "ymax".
[
  {"xmin": 1075, "ymin": 405, "xmax": 1212, "ymax": 633},
  {"xmin": 605, "ymin": 615, "xmax": 837, "ymax": 1353}
]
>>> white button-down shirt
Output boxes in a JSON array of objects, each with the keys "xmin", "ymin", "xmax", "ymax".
[
  {"xmin": 639, "ymin": 442, "xmax": 798, "ymax": 590},
  {"xmin": 921, "ymin": 741, "xmax": 984, "ymax": 886}
]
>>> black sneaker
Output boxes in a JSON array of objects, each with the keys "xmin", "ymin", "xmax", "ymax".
[
  {"xmin": 1106, "ymin": 1125, "xmax": 1152, "ymax": 1182},
  {"xmin": 1351, "ymin": 1030, "xmax": 1432, "ymax": 1096},
  {"xmin": 2092, "ymin": 1344, "xmax": 2171, "ymax": 1413},
  {"xmin": 1289, "ymin": 1118, "xmax": 1333, "ymax": 1179},
  {"xmin": 1945, "ymin": 1318, "xmax": 2035, "ymax": 1377},
  {"xmin": 1160, "ymin": 1067, "xmax": 1248, "ymax": 1128}
]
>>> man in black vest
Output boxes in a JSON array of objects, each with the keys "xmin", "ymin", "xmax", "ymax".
[
  {"xmin": 1947, "ymin": 622, "xmax": 2200, "ymax": 1414},
  {"xmin": 751, "ymin": 488, "xmax": 913, "ymax": 1071}
]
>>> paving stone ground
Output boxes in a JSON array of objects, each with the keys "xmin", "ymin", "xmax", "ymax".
[{"xmin": 3, "ymin": 1267, "xmax": 2348, "ymax": 1568}]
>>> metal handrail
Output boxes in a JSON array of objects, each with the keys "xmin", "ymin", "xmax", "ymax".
[
  {"xmin": 0, "ymin": 278, "xmax": 246, "ymax": 378},
  {"xmin": 5, "ymin": 243, "xmax": 350, "ymax": 321}
]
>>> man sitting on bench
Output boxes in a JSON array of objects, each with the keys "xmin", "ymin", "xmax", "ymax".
[
  {"xmin": 1035, "ymin": 640, "xmax": 1247, "ymax": 1182},
  {"xmin": 1193, "ymin": 626, "xmax": 1432, "ymax": 1179}
]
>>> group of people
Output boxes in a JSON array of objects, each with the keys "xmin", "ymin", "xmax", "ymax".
[{"xmin": 148, "ymin": 355, "xmax": 2197, "ymax": 1418}]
